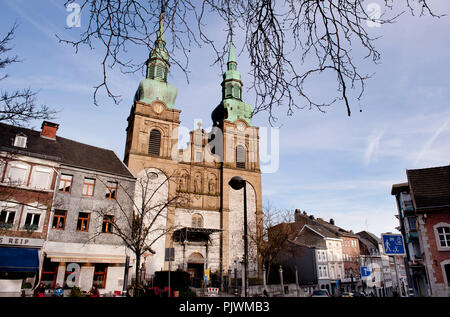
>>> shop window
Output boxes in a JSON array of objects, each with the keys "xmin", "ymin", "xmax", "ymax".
[
  {"xmin": 102, "ymin": 215, "xmax": 114, "ymax": 233},
  {"xmin": 52, "ymin": 210, "xmax": 67, "ymax": 230},
  {"xmin": 93, "ymin": 264, "xmax": 108, "ymax": 289},
  {"xmin": 77, "ymin": 212, "xmax": 90, "ymax": 232},
  {"xmin": 41, "ymin": 258, "xmax": 58, "ymax": 288},
  {"xmin": 105, "ymin": 181, "xmax": 118, "ymax": 199},
  {"xmin": 58, "ymin": 174, "xmax": 73, "ymax": 193},
  {"xmin": 82, "ymin": 178, "xmax": 95, "ymax": 196}
]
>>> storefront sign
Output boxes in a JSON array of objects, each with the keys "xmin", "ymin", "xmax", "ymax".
[{"xmin": 0, "ymin": 236, "xmax": 44, "ymax": 247}]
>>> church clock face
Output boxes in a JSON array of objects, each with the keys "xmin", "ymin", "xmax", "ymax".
[
  {"xmin": 237, "ymin": 122, "xmax": 245, "ymax": 132},
  {"xmin": 153, "ymin": 103, "xmax": 164, "ymax": 114}
]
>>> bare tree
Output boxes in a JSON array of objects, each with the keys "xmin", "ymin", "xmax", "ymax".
[
  {"xmin": 0, "ymin": 23, "xmax": 57, "ymax": 126},
  {"xmin": 89, "ymin": 169, "xmax": 187, "ymax": 294},
  {"xmin": 58, "ymin": 0, "xmax": 441, "ymax": 123},
  {"xmin": 248, "ymin": 201, "xmax": 296, "ymax": 283}
]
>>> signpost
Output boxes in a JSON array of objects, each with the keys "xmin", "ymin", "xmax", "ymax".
[
  {"xmin": 165, "ymin": 248, "xmax": 175, "ymax": 297},
  {"xmin": 381, "ymin": 233, "xmax": 405, "ymax": 296},
  {"xmin": 360, "ymin": 266, "xmax": 371, "ymax": 277}
]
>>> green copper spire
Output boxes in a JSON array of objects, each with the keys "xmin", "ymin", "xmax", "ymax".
[
  {"xmin": 211, "ymin": 27, "xmax": 254, "ymax": 126},
  {"xmin": 227, "ymin": 31, "xmax": 236, "ymax": 66},
  {"xmin": 134, "ymin": 8, "xmax": 178, "ymax": 108}
]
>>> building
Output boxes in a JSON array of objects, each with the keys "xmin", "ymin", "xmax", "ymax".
[
  {"xmin": 290, "ymin": 211, "xmax": 345, "ymax": 295},
  {"xmin": 357, "ymin": 231, "xmax": 394, "ymax": 297},
  {"xmin": 392, "ymin": 165, "xmax": 450, "ymax": 297},
  {"xmin": 0, "ymin": 122, "xmax": 60, "ymax": 296},
  {"xmin": 315, "ymin": 218, "xmax": 361, "ymax": 292},
  {"xmin": 0, "ymin": 121, "xmax": 136, "ymax": 295},
  {"xmin": 122, "ymin": 14, "xmax": 262, "ymax": 286},
  {"xmin": 391, "ymin": 182, "xmax": 427, "ymax": 296}
]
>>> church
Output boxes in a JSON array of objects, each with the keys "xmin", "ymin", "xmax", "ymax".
[{"xmin": 123, "ymin": 15, "xmax": 263, "ymax": 284}]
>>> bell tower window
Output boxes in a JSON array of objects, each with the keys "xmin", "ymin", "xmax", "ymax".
[
  {"xmin": 233, "ymin": 86, "xmax": 240, "ymax": 99},
  {"xmin": 148, "ymin": 64, "xmax": 155, "ymax": 79},
  {"xmin": 236, "ymin": 145, "xmax": 246, "ymax": 169},
  {"xmin": 148, "ymin": 129, "xmax": 162, "ymax": 156},
  {"xmin": 226, "ymin": 85, "xmax": 232, "ymax": 98}
]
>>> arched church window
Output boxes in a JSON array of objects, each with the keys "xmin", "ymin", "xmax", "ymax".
[
  {"xmin": 148, "ymin": 129, "xmax": 162, "ymax": 156},
  {"xmin": 192, "ymin": 214, "xmax": 204, "ymax": 228},
  {"xmin": 236, "ymin": 145, "xmax": 246, "ymax": 169}
]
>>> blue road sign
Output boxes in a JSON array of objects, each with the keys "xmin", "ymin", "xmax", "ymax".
[
  {"xmin": 381, "ymin": 233, "xmax": 406, "ymax": 256},
  {"xmin": 360, "ymin": 266, "xmax": 371, "ymax": 277}
]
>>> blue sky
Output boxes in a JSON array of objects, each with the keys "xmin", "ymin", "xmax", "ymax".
[{"xmin": 1, "ymin": 1, "xmax": 450, "ymax": 236}]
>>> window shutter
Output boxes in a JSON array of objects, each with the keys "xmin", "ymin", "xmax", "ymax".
[
  {"xmin": 236, "ymin": 145, "xmax": 246, "ymax": 169},
  {"xmin": 148, "ymin": 129, "xmax": 162, "ymax": 156}
]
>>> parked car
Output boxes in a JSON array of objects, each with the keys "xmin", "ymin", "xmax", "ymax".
[
  {"xmin": 311, "ymin": 290, "xmax": 331, "ymax": 297},
  {"xmin": 341, "ymin": 292, "xmax": 354, "ymax": 297}
]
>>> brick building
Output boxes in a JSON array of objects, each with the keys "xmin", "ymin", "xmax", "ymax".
[
  {"xmin": 0, "ymin": 121, "xmax": 136, "ymax": 295},
  {"xmin": 0, "ymin": 122, "xmax": 60, "ymax": 295},
  {"xmin": 392, "ymin": 165, "xmax": 450, "ymax": 297}
]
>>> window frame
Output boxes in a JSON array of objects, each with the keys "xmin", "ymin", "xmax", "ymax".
[
  {"xmin": 0, "ymin": 209, "xmax": 16, "ymax": 225},
  {"xmin": 434, "ymin": 223, "xmax": 450, "ymax": 251},
  {"xmin": 82, "ymin": 178, "xmax": 96, "ymax": 197},
  {"xmin": 93, "ymin": 264, "xmax": 108, "ymax": 289},
  {"xmin": 30, "ymin": 166, "xmax": 53, "ymax": 190},
  {"xmin": 76, "ymin": 212, "xmax": 91, "ymax": 232},
  {"xmin": 59, "ymin": 174, "xmax": 73, "ymax": 193},
  {"xmin": 101, "ymin": 215, "xmax": 114, "ymax": 234},
  {"xmin": 52, "ymin": 210, "xmax": 67, "ymax": 230},
  {"xmin": 148, "ymin": 129, "xmax": 162, "ymax": 156},
  {"xmin": 236, "ymin": 145, "xmax": 246, "ymax": 169},
  {"xmin": 5, "ymin": 162, "xmax": 30, "ymax": 186},
  {"xmin": 105, "ymin": 181, "xmax": 118, "ymax": 200},
  {"xmin": 14, "ymin": 135, "xmax": 27, "ymax": 148},
  {"xmin": 23, "ymin": 212, "xmax": 41, "ymax": 231}
]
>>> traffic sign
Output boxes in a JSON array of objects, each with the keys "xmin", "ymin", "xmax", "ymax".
[
  {"xmin": 381, "ymin": 233, "xmax": 405, "ymax": 256},
  {"xmin": 360, "ymin": 266, "xmax": 371, "ymax": 277}
]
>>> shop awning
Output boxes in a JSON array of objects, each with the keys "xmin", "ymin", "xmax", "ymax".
[{"xmin": 0, "ymin": 247, "xmax": 39, "ymax": 272}]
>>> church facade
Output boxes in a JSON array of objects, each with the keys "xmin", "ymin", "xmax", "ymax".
[{"xmin": 123, "ymin": 16, "xmax": 263, "ymax": 283}]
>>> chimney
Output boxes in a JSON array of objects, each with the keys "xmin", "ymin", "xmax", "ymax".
[
  {"xmin": 329, "ymin": 218, "xmax": 335, "ymax": 225},
  {"xmin": 294, "ymin": 209, "xmax": 301, "ymax": 222},
  {"xmin": 41, "ymin": 121, "xmax": 59, "ymax": 140}
]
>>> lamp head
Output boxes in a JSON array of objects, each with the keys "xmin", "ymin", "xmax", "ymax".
[{"xmin": 228, "ymin": 176, "xmax": 246, "ymax": 190}]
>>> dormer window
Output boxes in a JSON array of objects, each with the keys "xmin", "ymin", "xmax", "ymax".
[{"xmin": 14, "ymin": 134, "xmax": 27, "ymax": 148}]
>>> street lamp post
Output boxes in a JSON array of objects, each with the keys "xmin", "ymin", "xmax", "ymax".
[
  {"xmin": 349, "ymin": 268, "xmax": 354, "ymax": 292},
  {"xmin": 228, "ymin": 176, "xmax": 248, "ymax": 297}
]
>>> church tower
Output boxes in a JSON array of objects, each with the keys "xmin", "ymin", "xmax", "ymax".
[{"xmin": 211, "ymin": 33, "xmax": 263, "ymax": 276}]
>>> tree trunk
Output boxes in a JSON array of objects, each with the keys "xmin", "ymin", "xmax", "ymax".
[{"xmin": 134, "ymin": 252, "xmax": 141, "ymax": 296}]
